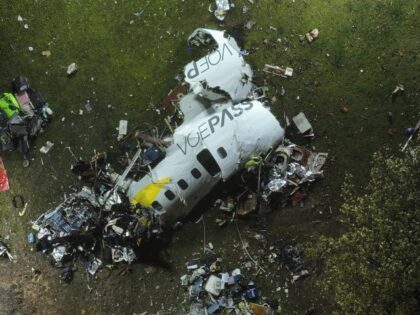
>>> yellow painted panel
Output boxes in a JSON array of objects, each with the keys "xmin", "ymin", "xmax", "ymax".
[{"xmin": 131, "ymin": 177, "xmax": 172, "ymax": 207}]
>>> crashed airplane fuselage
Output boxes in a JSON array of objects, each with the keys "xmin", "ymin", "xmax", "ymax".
[
  {"xmin": 127, "ymin": 98, "xmax": 284, "ymax": 225},
  {"xmin": 122, "ymin": 28, "xmax": 285, "ymax": 225}
]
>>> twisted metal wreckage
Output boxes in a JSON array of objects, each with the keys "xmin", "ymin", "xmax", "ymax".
[{"xmin": 29, "ymin": 29, "xmax": 327, "ymax": 280}]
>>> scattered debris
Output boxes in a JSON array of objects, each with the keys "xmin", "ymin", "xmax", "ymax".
[
  {"xmin": 117, "ymin": 120, "xmax": 128, "ymax": 140},
  {"xmin": 391, "ymin": 84, "xmax": 404, "ymax": 96},
  {"xmin": 260, "ymin": 144, "xmax": 327, "ymax": 206},
  {"xmin": 30, "ymin": 153, "xmax": 162, "ymax": 281},
  {"xmin": 18, "ymin": 202, "xmax": 29, "ymax": 216},
  {"xmin": 39, "ymin": 141, "xmax": 54, "ymax": 154},
  {"xmin": 263, "ymin": 64, "xmax": 293, "ymax": 78},
  {"xmin": 214, "ymin": 0, "xmax": 231, "ymax": 21},
  {"xmin": 244, "ymin": 20, "xmax": 256, "ymax": 31},
  {"xmin": 84, "ymin": 100, "xmax": 92, "ymax": 112},
  {"xmin": 0, "ymin": 241, "xmax": 13, "ymax": 261},
  {"xmin": 180, "ymin": 251, "xmax": 279, "ymax": 314},
  {"xmin": 292, "ymin": 112, "xmax": 313, "ymax": 135},
  {"xmin": 28, "ymin": 28, "xmax": 328, "ymax": 283},
  {"xmin": 305, "ymin": 28, "xmax": 319, "ymax": 43},
  {"xmin": 41, "ymin": 50, "xmax": 51, "ymax": 57},
  {"xmin": 0, "ymin": 76, "xmax": 52, "ymax": 161},
  {"xmin": 67, "ymin": 63, "xmax": 78, "ymax": 76}
]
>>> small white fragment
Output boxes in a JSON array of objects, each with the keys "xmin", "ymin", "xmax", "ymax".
[
  {"xmin": 67, "ymin": 62, "xmax": 77, "ymax": 75},
  {"xmin": 292, "ymin": 112, "xmax": 312, "ymax": 134},
  {"xmin": 40, "ymin": 141, "xmax": 54, "ymax": 154},
  {"xmin": 118, "ymin": 120, "xmax": 128, "ymax": 139},
  {"xmin": 17, "ymin": 15, "xmax": 23, "ymax": 22},
  {"xmin": 28, "ymin": 46, "xmax": 34, "ymax": 52}
]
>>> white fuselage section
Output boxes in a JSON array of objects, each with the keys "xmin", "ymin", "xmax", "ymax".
[{"xmin": 127, "ymin": 98, "xmax": 284, "ymax": 225}]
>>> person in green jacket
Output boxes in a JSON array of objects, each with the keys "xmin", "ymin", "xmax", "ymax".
[{"xmin": 0, "ymin": 93, "xmax": 20, "ymax": 118}]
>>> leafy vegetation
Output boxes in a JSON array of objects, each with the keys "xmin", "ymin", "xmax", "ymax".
[{"xmin": 322, "ymin": 145, "xmax": 420, "ymax": 314}]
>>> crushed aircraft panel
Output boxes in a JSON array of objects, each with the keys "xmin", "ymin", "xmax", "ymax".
[{"xmin": 184, "ymin": 28, "xmax": 253, "ymax": 104}]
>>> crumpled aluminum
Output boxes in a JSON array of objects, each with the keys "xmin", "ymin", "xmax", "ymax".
[
  {"xmin": 111, "ymin": 247, "xmax": 136, "ymax": 264},
  {"xmin": 267, "ymin": 178, "xmax": 287, "ymax": 192},
  {"xmin": 52, "ymin": 246, "xmax": 67, "ymax": 262}
]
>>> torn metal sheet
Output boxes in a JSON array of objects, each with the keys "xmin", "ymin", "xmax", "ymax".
[
  {"xmin": 261, "ymin": 145, "xmax": 327, "ymax": 203},
  {"xmin": 184, "ymin": 28, "xmax": 253, "ymax": 103}
]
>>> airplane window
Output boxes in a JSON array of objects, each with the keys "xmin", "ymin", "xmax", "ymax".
[
  {"xmin": 164, "ymin": 190, "xmax": 175, "ymax": 201},
  {"xmin": 217, "ymin": 147, "xmax": 227, "ymax": 159},
  {"xmin": 177, "ymin": 179, "xmax": 188, "ymax": 190},
  {"xmin": 191, "ymin": 168, "xmax": 201, "ymax": 179},
  {"xmin": 197, "ymin": 149, "xmax": 221, "ymax": 176},
  {"xmin": 151, "ymin": 200, "xmax": 163, "ymax": 210}
]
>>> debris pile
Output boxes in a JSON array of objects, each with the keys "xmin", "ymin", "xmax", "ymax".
[
  {"xmin": 261, "ymin": 144, "xmax": 327, "ymax": 206},
  {"xmin": 180, "ymin": 251, "xmax": 279, "ymax": 314},
  {"xmin": 214, "ymin": 143, "xmax": 327, "ymax": 222},
  {"xmin": 0, "ymin": 76, "xmax": 53, "ymax": 164},
  {"xmin": 27, "ymin": 28, "xmax": 328, "ymax": 283},
  {"xmin": 30, "ymin": 153, "xmax": 162, "ymax": 282}
]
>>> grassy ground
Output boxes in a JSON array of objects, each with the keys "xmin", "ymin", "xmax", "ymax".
[{"xmin": 0, "ymin": 0, "xmax": 418, "ymax": 314}]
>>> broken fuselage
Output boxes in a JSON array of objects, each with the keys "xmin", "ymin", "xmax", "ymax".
[{"xmin": 122, "ymin": 28, "xmax": 285, "ymax": 225}]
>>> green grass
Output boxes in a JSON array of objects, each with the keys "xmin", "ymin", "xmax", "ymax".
[{"xmin": 0, "ymin": 0, "xmax": 419, "ymax": 314}]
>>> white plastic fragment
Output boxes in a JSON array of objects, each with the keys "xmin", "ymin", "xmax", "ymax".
[
  {"xmin": 67, "ymin": 62, "xmax": 77, "ymax": 75},
  {"xmin": 39, "ymin": 141, "xmax": 54, "ymax": 154},
  {"xmin": 292, "ymin": 112, "xmax": 312, "ymax": 134},
  {"xmin": 118, "ymin": 120, "xmax": 128, "ymax": 140},
  {"xmin": 205, "ymin": 275, "xmax": 224, "ymax": 296},
  {"xmin": 17, "ymin": 15, "xmax": 23, "ymax": 22},
  {"xmin": 284, "ymin": 67, "xmax": 293, "ymax": 77}
]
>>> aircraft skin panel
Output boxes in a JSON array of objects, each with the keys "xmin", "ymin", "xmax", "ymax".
[
  {"xmin": 185, "ymin": 28, "xmax": 253, "ymax": 103},
  {"xmin": 127, "ymin": 100, "xmax": 284, "ymax": 225}
]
